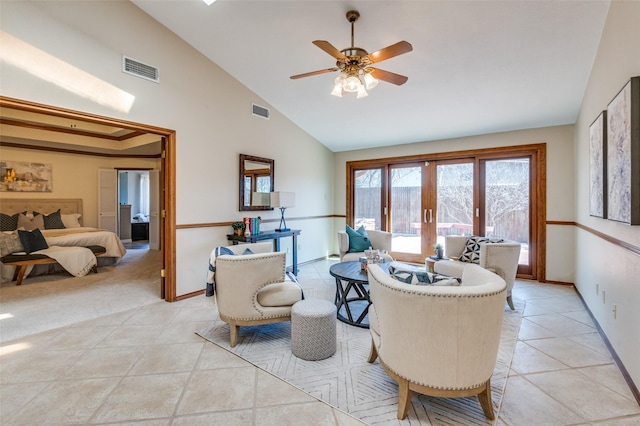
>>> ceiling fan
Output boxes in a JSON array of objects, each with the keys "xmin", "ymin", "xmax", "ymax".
[{"xmin": 290, "ymin": 10, "xmax": 413, "ymax": 98}]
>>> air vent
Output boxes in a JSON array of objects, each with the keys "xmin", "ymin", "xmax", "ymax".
[
  {"xmin": 122, "ymin": 56, "xmax": 159, "ymax": 83},
  {"xmin": 252, "ymin": 103, "xmax": 270, "ymax": 120}
]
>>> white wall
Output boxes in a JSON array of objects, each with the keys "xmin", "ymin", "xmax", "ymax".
[
  {"xmin": 0, "ymin": 1, "xmax": 334, "ymax": 296},
  {"xmin": 573, "ymin": 1, "xmax": 640, "ymax": 385},
  {"xmin": 0, "ymin": 146, "xmax": 157, "ymax": 227},
  {"xmin": 333, "ymin": 125, "xmax": 576, "ymax": 282}
]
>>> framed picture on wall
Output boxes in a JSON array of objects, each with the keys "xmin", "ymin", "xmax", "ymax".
[
  {"xmin": 606, "ymin": 76, "xmax": 640, "ymax": 225},
  {"xmin": 0, "ymin": 161, "xmax": 53, "ymax": 192},
  {"xmin": 589, "ymin": 111, "xmax": 607, "ymax": 218}
]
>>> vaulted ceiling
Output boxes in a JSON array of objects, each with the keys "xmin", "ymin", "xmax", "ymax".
[{"xmin": 132, "ymin": 0, "xmax": 610, "ymax": 152}]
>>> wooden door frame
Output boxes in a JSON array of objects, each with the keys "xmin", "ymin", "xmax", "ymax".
[
  {"xmin": 0, "ymin": 96, "xmax": 177, "ymax": 301},
  {"xmin": 346, "ymin": 143, "xmax": 546, "ymax": 281}
]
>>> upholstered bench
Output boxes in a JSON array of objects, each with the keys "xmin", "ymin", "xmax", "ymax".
[
  {"xmin": 1, "ymin": 245, "xmax": 106, "ymax": 286},
  {"xmin": 291, "ymin": 299, "xmax": 337, "ymax": 361}
]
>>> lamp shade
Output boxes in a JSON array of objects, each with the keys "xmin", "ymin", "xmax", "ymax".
[
  {"xmin": 270, "ymin": 191, "xmax": 295, "ymax": 208},
  {"xmin": 251, "ymin": 192, "xmax": 271, "ymax": 207}
]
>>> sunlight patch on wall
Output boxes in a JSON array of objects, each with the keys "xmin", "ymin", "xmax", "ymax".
[{"xmin": 0, "ymin": 31, "xmax": 135, "ymax": 113}]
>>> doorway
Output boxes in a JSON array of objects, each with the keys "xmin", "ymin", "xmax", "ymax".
[{"xmin": 0, "ymin": 96, "xmax": 176, "ymax": 300}]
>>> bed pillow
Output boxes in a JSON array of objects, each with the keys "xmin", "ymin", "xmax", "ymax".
[
  {"xmin": 61, "ymin": 213, "xmax": 82, "ymax": 228},
  {"xmin": 0, "ymin": 231, "xmax": 24, "ymax": 256},
  {"xmin": 17, "ymin": 229, "xmax": 49, "ymax": 254},
  {"xmin": 33, "ymin": 209, "xmax": 66, "ymax": 229},
  {"xmin": 1, "ymin": 212, "xmax": 24, "ymax": 231},
  {"xmin": 346, "ymin": 225, "xmax": 371, "ymax": 252},
  {"xmin": 17, "ymin": 213, "xmax": 45, "ymax": 231}
]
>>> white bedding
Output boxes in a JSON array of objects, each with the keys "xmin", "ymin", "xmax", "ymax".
[
  {"xmin": 40, "ymin": 227, "xmax": 127, "ymax": 261},
  {"xmin": 0, "ymin": 227, "xmax": 126, "ymax": 283}
]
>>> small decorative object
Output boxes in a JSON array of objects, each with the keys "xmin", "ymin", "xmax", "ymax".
[
  {"xmin": 606, "ymin": 76, "xmax": 639, "ymax": 225},
  {"xmin": 359, "ymin": 256, "xmax": 368, "ymax": 271},
  {"xmin": 434, "ymin": 243, "xmax": 444, "ymax": 259},
  {"xmin": 231, "ymin": 221, "xmax": 245, "ymax": 236}
]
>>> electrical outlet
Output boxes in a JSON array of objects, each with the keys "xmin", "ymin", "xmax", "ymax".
[
  {"xmin": 286, "ymin": 248, "xmax": 290, "ymax": 254},
  {"xmin": 602, "ymin": 290, "xmax": 606, "ymax": 304},
  {"xmin": 596, "ymin": 283, "xmax": 599, "ymax": 295},
  {"xmin": 612, "ymin": 304, "xmax": 617, "ymax": 319}
]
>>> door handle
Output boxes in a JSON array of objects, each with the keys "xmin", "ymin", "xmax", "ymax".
[{"xmin": 424, "ymin": 209, "xmax": 433, "ymax": 223}]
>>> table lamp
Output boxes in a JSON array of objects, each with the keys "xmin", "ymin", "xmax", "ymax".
[{"xmin": 270, "ymin": 191, "xmax": 295, "ymax": 232}]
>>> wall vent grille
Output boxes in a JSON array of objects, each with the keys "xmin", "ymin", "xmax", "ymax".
[
  {"xmin": 252, "ymin": 103, "xmax": 270, "ymax": 119},
  {"xmin": 122, "ymin": 56, "xmax": 159, "ymax": 83}
]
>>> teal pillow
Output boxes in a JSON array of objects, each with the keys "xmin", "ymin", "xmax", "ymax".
[{"xmin": 346, "ymin": 225, "xmax": 371, "ymax": 253}]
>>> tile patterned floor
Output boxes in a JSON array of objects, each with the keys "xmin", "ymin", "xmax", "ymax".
[{"xmin": 1, "ymin": 259, "xmax": 638, "ymax": 425}]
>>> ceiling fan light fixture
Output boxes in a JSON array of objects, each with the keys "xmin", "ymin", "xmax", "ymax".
[
  {"xmin": 343, "ymin": 75, "xmax": 361, "ymax": 93},
  {"xmin": 331, "ymin": 76, "xmax": 344, "ymax": 97},
  {"xmin": 356, "ymin": 84, "xmax": 368, "ymax": 99},
  {"xmin": 364, "ymin": 72, "xmax": 379, "ymax": 90}
]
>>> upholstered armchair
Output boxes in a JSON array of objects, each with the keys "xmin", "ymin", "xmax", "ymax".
[
  {"xmin": 367, "ymin": 263, "xmax": 507, "ymax": 420},
  {"xmin": 337, "ymin": 229, "xmax": 393, "ymax": 262},
  {"xmin": 434, "ymin": 235, "xmax": 521, "ymax": 310},
  {"xmin": 215, "ymin": 244, "xmax": 303, "ymax": 347}
]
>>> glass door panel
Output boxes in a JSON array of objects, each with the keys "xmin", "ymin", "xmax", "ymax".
[
  {"xmin": 354, "ymin": 169, "xmax": 382, "ymax": 230},
  {"xmin": 436, "ymin": 162, "xmax": 474, "ymax": 254},
  {"xmin": 389, "ymin": 165, "xmax": 422, "ymax": 258},
  {"xmin": 484, "ymin": 158, "xmax": 530, "ymax": 268}
]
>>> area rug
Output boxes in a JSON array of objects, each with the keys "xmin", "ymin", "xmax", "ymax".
[{"xmin": 197, "ymin": 299, "xmax": 523, "ymax": 425}]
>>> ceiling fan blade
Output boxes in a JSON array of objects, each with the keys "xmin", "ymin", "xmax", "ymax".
[
  {"xmin": 369, "ymin": 68, "xmax": 408, "ymax": 85},
  {"xmin": 290, "ymin": 68, "xmax": 339, "ymax": 80},
  {"xmin": 366, "ymin": 41, "xmax": 413, "ymax": 63},
  {"xmin": 312, "ymin": 40, "xmax": 347, "ymax": 60}
]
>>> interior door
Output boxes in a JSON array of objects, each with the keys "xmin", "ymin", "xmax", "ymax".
[
  {"xmin": 149, "ymin": 169, "xmax": 160, "ymax": 250},
  {"xmin": 98, "ymin": 168, "xmax": 118, "ymax": 233}
]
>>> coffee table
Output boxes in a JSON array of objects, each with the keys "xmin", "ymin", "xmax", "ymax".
[{"xmin": 329, "ymin": 261, "xmax": 388, "ymax": 328}]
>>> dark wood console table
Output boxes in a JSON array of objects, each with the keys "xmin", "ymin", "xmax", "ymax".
[{"xmin": 226, "ymin": 229, "xmax": 301, "ymax": 275}]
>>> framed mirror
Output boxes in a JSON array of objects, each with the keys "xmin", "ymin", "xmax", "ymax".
[{"xmin": 239, "ymin": 154, "xmax": 274, "ymax": 211}]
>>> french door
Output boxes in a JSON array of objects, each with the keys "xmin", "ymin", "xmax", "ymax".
[{"xmin": 348, "ymin": 147, "xmax": 540, "ymax": 279}]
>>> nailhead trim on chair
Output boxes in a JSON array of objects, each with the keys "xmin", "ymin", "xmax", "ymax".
[{"xmin": 377, "ymin": 278, "xmax": 505, "ymax": 298}]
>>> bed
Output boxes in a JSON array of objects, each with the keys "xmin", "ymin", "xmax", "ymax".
[{"xmin": 0, "ymin": 198, "xmax": 127, "ymax": 283}]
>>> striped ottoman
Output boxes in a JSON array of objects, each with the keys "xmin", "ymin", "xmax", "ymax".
[{"xmin": 291, "ymin": 299, "xmax": 337, "ymax": 361}]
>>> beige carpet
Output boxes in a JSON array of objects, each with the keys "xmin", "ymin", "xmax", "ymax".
[
  {"xmin": 0, "ymin": 248, "xmax": 161, "ymax": 343},
  {"xmin": 197, "ymin": 299, "xmax": 523, "ymax": 425}
]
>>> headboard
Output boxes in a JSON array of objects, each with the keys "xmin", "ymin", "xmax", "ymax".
[{"xmin": 0, "ymin": 198, "xmax": 84, "ymax": 224}]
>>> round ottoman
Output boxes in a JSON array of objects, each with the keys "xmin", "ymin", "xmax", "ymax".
[{"xmin": 291, "ymin": 299, "xmax": 337, "ymax": 361}]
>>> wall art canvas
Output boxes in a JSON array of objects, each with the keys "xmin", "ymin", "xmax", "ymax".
[
  {"xmin": 0, "ymin": 161, "xmax": 53, "ymax": 192},
  {"xmin": 589, "ymin": 111, "xmax": 607, "ymax": 218},
  {"xmin": 606, "ymin": 77, "xmax": 640, "ymax": 225}
]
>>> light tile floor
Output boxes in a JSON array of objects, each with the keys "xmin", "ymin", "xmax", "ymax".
[{"xmin": 1, "ymin": 258, "xmax": 639, "ymax": 425}]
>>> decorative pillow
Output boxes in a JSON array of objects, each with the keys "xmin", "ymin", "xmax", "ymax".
[
  {"xmin": 388, "ymin": 262, "xmax": 461, "ymax": 286},
  {"xmin": 1, "ymin": 212, "xmax": 24, "ymax": 231},
  {"xmin": 61, "ymin": 213, "xmax": 82, "ymax": 228},
  {"xmin": 218, "ymin": 246, "xmax": 235, "ymax": 255},
  {"xmin": 0, "ymin": 231, "xmax": 24, "ymax": 256},
  {"xmin": 17, "ymin": 213, "xmax": 45, "ymax": 231},
  {"xmin": 458, "ymin": 236, "xmax": 504, "ymax": 264},
  {"xmin": 33, "ymin": 209, "xmax": 65, "ymax": 229},
  {"xmin": 17, "ymin": 229, "xmax": 49, "ymax": 254},
  {"xmin": 346, "ymin": 225, "xmax": 371, "ymax": 253}
]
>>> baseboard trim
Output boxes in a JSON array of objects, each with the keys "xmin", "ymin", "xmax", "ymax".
[
  {"xmin": 175, "ymin": 289, "xmax": 204, "ymax": 301},
  {"xmin": 574, "ymin": 287, "xmax": 640, "ymax": 406}
]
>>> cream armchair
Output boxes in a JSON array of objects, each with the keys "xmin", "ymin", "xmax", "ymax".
[
  {"xmin": 215, "ymin": 244, "xmax": 303, "ymax": 347},
  {"xmin": 367, "ymin": 263, "xmax": 506, "ymax": 420},
  {"xmin": 337, "ymin": 229, "xmax": 393, "ymax": 262},
  {"xmin": 434, "ymin": 235, "xmax": 521, "ymax": 310}
]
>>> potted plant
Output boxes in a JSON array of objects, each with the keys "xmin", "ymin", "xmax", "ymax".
[
  {"xmin": 433, "ymin": 243, "xmax": 444, "ymax": 259},
  {"xmin": 231, "ymin": 221, "xmax": 246, "ymax": 236}
]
